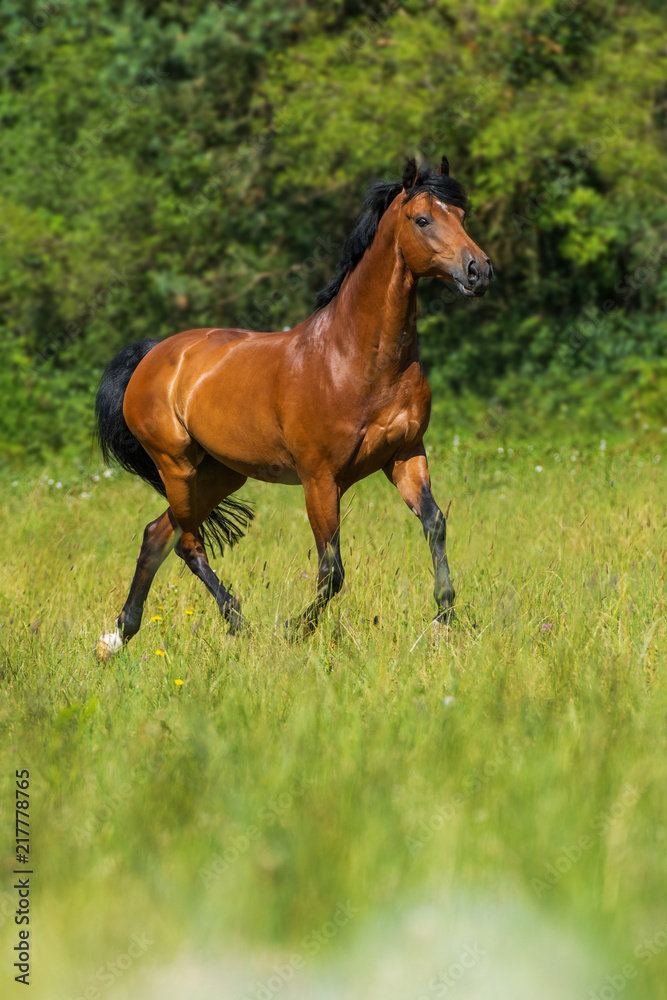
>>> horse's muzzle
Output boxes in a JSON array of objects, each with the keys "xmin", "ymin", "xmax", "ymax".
[{"xmin": 453, "ymin": 249, "xmax": 493, "ymax": 297}]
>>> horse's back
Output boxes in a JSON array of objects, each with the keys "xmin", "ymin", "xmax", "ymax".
[{"xmin": 127, "ymin": 326, "xmax": 277, "ymax": 386}]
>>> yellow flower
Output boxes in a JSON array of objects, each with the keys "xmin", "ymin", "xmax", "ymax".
[
  {"xmin": 155, "ymin": 649, "xmax": 166, "ymax": 656},
  {"xmin": 185, "ymin": 607, "xmax": 194, "ymax": 615},
  {"xmin": 150, "ymin": 615, "xmax": 163, "ymax": 622},
  {"xmin": 174, "ymin": 678, "xmax": 184, "ymax": 686},
  {"xmin": 158, "ymin": 605, "xmax": 164, "ymax": 610}
]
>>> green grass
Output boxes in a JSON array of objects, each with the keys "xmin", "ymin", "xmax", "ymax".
[{"xmin": 2, "ymin": 429, "xmax": 667, "ymax": 999}]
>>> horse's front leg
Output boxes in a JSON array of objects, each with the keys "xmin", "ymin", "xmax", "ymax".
[
  {"xmin": 288, "ymin": 477, "xmax": 344, "ymax": 636},
  {"xmin": 384, "ymin": 444, "xmax": 455, "ymax": 623}
]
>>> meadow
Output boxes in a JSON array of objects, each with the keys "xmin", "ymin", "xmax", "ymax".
[{"xmin": 1, "ymin": 421, "xmax": 667, "ymax": 999}]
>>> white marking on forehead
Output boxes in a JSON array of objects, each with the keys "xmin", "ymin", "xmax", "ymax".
[{"xmin": 434, "ymin": 199, "xmax": 451, "ymax": 213}]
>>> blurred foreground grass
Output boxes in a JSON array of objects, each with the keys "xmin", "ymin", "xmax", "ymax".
[{"xmin": 1, "ymin": 429, "xmax": 667, "ymax": 998}]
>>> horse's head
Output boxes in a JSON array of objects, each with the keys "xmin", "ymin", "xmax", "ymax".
[{"xmin": 396, "ymin": 156, "xmax": 492, "ymax": 297}]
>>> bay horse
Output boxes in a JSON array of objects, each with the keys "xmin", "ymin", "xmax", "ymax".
[{"xmin": 95, "ymin": 156, "xmax": 492, "ymax": 660}]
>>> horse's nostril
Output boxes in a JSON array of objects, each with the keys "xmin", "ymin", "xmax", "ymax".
[{"xmin": 467, "ymin": 259, "xmax": 478, "ymax": 283}]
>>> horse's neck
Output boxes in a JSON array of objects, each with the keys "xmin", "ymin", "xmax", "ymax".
[{"xmin": 322, "ymin": 206, "xmax": 420, "ymax": 374}]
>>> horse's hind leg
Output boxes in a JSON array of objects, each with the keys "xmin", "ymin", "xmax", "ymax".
[
  {"xmin": 175, "ymin": 533, "xmax": 243, "ymax": 633},
  {"xmin": 164, "ymin": 456, "xmax": 248, "ymax": 634},
  {"xmin": 96, "ymin": 509, "xmax": 178, "ymax": 661}
]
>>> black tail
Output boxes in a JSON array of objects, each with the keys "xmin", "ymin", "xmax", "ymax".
[{"xmin": 95, "ymin": 339, "xmax": 254, "ymax": 556}]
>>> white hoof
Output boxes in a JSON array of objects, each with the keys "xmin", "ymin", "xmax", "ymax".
[{"xmin": 95, "ymin": 627, "xmax": 124, "ymax": 662}]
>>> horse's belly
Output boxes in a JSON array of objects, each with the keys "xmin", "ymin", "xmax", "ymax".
[
  {"xmin": 203, "ymin": 450, "xmax": 302, "ymax": 486},
  {"xmin": 251, "ymin": 465, "xmax": 302, "ymax": 486}
]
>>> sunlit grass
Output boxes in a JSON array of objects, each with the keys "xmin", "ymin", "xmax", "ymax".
[{"xmin": 1, "ymin": 430, "xmax": 667, "ymax": 998}]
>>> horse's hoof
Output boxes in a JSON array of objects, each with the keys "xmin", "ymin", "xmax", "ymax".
[
  {"xmin": 95, "ymin": 627, "xmax": 124, "ymax": 662},
  {"xmin": 227, "ymin": 613, "xmax": 244, "ymax": 636},
  {"xmin": 433, "ymin": 607, "xmax": 456, "ymax": 625},
  {"xmin": 222, "ymin": 597, "xmax": 243, "ymax": 635},
  {"xmin": 283, "ymin": 617, "xmax": 299, "ymax": 641},
  {"xmin": 283, "ymin": 616, "xmax": 316, "ymax": 642}
]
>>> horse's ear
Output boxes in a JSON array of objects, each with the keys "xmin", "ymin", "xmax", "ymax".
[
  {"xmin": 436, "ymin": 155, "xmax": 450, "ymax": 176},
  {"xmin": 403, "ymin": 157, "xmax": 418, "ymax": 190}
]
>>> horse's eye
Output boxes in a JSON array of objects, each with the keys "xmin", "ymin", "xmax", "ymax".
[{"xmin": 415, "ymin": 217, "xmax": 430, "ymax": 228}]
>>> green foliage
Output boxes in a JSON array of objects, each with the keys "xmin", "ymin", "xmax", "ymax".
[{"xmin": 1, "ymin": 0, "xmax": 666, "ymax": 464}]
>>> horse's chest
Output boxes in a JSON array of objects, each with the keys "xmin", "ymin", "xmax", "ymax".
[
  {"xmin": 364, "ymin": 411, "xmax": 419, "ymax": 453},
  {"xmin": 355, "ymin": 395, "xmax": 429, "ymax": 471}
]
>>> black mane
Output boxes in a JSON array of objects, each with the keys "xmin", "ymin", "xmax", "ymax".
[{"xmin": 315, "ymin": 165, "xmax": 468, "ymax": 310}]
